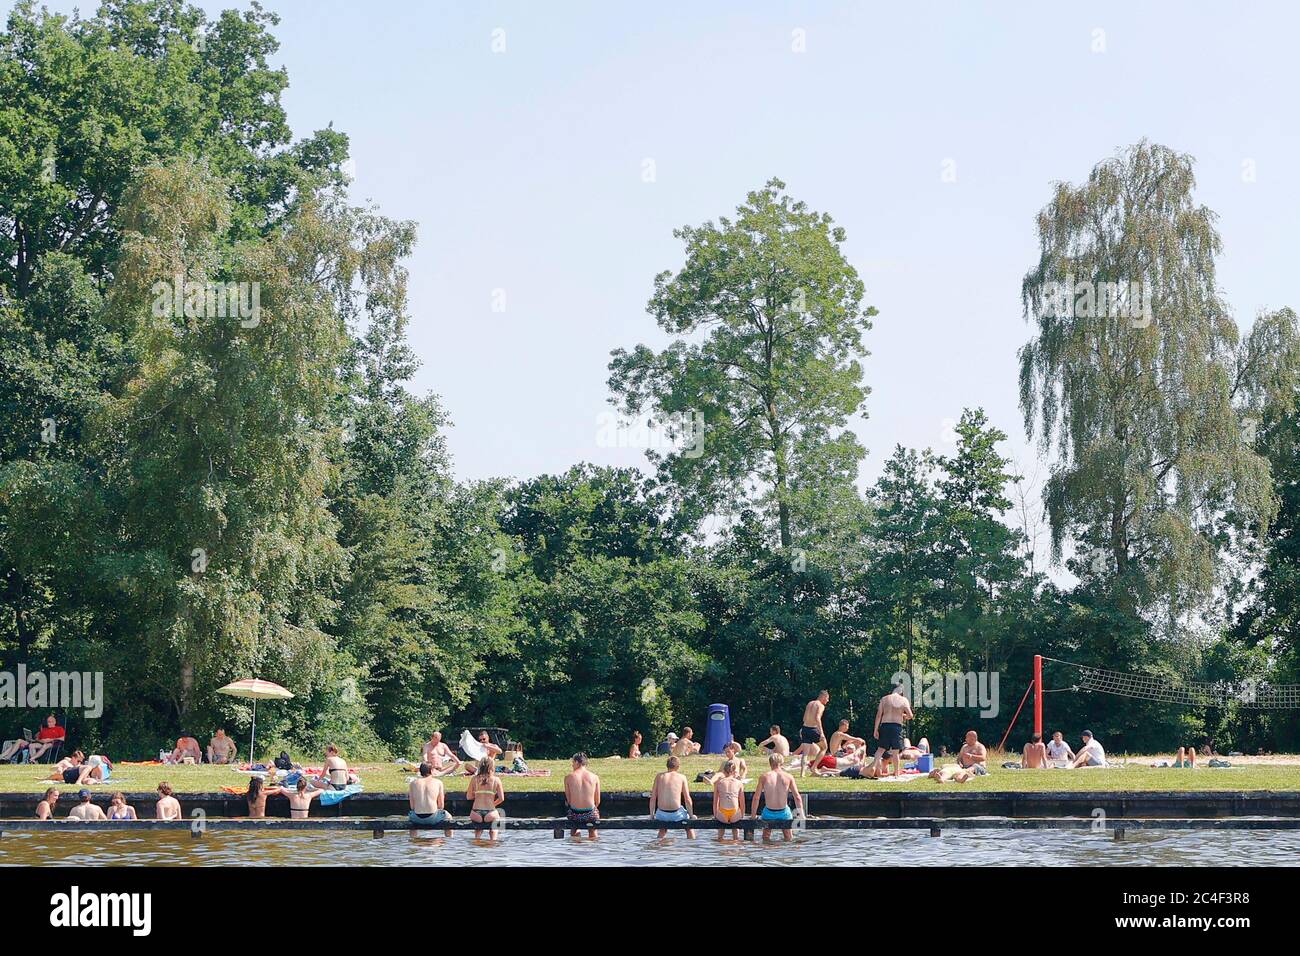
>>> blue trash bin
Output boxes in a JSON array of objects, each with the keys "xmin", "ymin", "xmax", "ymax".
[{"xmin": 703, "ymin": 703, "xmax": 732, "ymax": 754}]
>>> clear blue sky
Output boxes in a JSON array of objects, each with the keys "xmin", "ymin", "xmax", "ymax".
[{"xmin": 22, "ymin": 2, "xmax": 1300, "ymax": 512}]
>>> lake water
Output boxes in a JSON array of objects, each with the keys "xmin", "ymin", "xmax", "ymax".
[{"xmin": 2, "ymin": 825, "xmax": 1297, "ymax": 866}]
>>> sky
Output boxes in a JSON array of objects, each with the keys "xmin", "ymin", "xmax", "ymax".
[{"xmin": 18, "ymin": 2, "xmax": 1300, "ymax": 552}]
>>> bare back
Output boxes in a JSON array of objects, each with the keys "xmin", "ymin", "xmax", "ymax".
[
  {"xmin": 878, "ymin": 692, "xmax": 912, "ymax": 724},
  {"xmin": 565, "ymin": 768, "xmax": 599, "ymax": 810}
]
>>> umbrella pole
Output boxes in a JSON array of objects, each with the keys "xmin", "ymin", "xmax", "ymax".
[{"xmin": 250, "ymin": 697, "xmax": 257, "ymax": 767}]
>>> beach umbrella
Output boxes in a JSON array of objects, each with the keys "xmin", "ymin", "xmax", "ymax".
[{"xmin": 215, "ymin": 678, "xmax": 294, "ymax": 765}]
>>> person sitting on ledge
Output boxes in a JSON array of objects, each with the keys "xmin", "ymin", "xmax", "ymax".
[
  {"xmin": 650, "ymin": 755, "xmax": 696, "ymax": 839},
  {"xmin": 564, "ymin": 752, "xmax": 601, "ymax": 839},
  {"xmin": 408, "ymin": 762, "xmax": 449, "ymax": 826}
]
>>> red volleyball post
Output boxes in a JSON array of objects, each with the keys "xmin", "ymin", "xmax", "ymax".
[{"xmin": 1033, "ymin": 654, "xmax": 1043, "ymax": 737}]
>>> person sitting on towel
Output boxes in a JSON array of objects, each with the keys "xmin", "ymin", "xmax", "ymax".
[
  {"xmin": 1022, "ymin": 733, "xmax": 1049, "ymax": 769},
  {"xmin": 1046, "ymin": 731, "xmax": 1074, "ymax": 768},
  {"xmin": 1071, "ymin": 730, "xmax": 1107, "ymax": 768},
  {"xmin": 207, "ymin": 729, "xmax": 237, "ymax": 765},
  {"xmin": 315, "ymin": 744, "xmax": 350, "ymax": 789},
  {"xmin": 168, "ymin": 735, "xmax": 202, "ymax": 764},
  {"xmin": 671, "ymin": 727, "xmax": 702, "ymax": 758},
  {"xmin": 423, "ymin": 731, "xmax": 462, "ymax": 776},
  {"xmin": 476, "ymin": 731, "xmax": 502, "ymax": 760},
  {"xmin": 957, "ymin": 731, "xmax": 988, "ymax": 772}
]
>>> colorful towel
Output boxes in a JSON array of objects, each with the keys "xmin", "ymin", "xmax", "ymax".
[{"xmin": 318, "ymin": 783, "xmax": 362, "ymax": 806}]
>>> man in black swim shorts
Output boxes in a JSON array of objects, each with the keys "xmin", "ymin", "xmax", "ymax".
[{"xmin": 872, "ymin": 684, "xmax": 914, "ymax": 778}]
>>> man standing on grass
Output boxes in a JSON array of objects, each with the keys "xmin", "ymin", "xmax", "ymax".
[{"xmin": 872, "ymin": 684, "xmax": 913, "ymax": 778}]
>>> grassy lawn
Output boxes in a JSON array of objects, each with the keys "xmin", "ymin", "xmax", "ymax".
[{"xmin": 3, "ymin": 753, "xmax": 1298, "ymax": 797}]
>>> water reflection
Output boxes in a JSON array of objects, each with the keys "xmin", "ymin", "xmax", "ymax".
[{"xmin": 2, "ymin": 827, "xmax": 1297, "ymax": 867}]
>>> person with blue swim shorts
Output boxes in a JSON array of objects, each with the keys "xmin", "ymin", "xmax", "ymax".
[
  {"xmin": 650, "ymin": 755, "xmax": 696, "ymax": 838},
  {"xmin": 751, "ymin": 752, "xmax": 804, "ymax": 842}
]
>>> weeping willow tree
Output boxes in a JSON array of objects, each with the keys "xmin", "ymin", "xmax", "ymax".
[{"xmin": 1019, "ymin": 141, "xmax": 1298, "ymax": 620}]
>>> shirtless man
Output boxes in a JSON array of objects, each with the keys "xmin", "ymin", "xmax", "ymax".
[
  {"xmin": 67, "ymin": 789, "xmax": 107, "ymax": 821},
  {"xmin": 207, "ymin": 729, "xmax": 237, "ymax": 765},
  {"xmin": 795, "ymin": 691, "xmax": 830, "ymax": 777},
  {"xmin": 650, "ymin": 755, "xmax": 696, "ymax": 839},
  {"xmin": 422, "ymin": 731, "xmax": 462, "ymax": 777},
  {"xmin": 751, "ymin": 753, "xmax": 803, "ymax": 842},
  {"xmin": 35, "ymin": 787, "xmax": 60, "ymax": 819},
  {"xmin": 672, "ymin": 727, "xmax": 702, "ymax": 758},
  {"xmin": 408, "ymin": 762, "xmax": 450, "ymax": 826},
  {"xmin": 828, "ymin": 719, "xmax": 865, "ymax": 757},
  {"xmin": 169, "ymin": 735, "xmax": 202, "ymax": 764},
  {"xmin": 476, "ymin": 731, "xmax": 503, "ymax": 760},
  {"xmin": 286, "ymin": 777, "xmax": 324, "ymax": 818},
  {"xmin": 721, "ymin": 740, "xmax": 748, "ymax": 781},
  {"xmin": 564, "ymin": 753, "xmax": 601, "ymax": 838},
  {"xmin": 872, "ymin": 685, "xmax": 914, "ymax": 778},
  {"xmin": 758, "ymin": 725, "xmax": 790, "ymax": 758},
  {"xmin": 154, "ymin": 782, "xmax": 182, "ymax": 820},
  {"xmin": 1022, "ymin": 733, "xmax": 1048, "ymax": 769},
  {"xmin": 957, "ymin": 731, "xmax": 987, "ymax": 772}
]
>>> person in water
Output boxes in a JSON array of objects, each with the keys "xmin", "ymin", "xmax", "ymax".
[
  {"xmin": 408, "ymin": 762, "xmax": 450, "ymax": 826},
  {"xmin": 107, "ymin": 792, "xmax": 138, "ymax": 820},
  {"xmin": 650, "ymin": 755, "xmax": 696, "ymax": 839},
  {"xmin": 752, "ymin": 752, "xmax": 804, "ymax": 842},
  {"xmin": 67, "ymin": 789, "xmax": 107, "ymax": 821},
  {"xmin": 35, "ymin": 787, "xmax": 60, "ymax": 819},
  {"xmin": 467, "ymin": 756, "xmax": 505, "ymax": 839},
  {"xmin": 155, "ymin": 782, "xmax": 182, "ymax": 820},
  {"xmin": 245, "ymin": 775, "xmax": 285, "ymax": 818},
  {"xmin": 563, "ymin": 752, "xmax": 601, "ymax": 839},
  {"xmin": 286, "ymin": 777, "xmax": 325, "ymax": 818},
  {"xmin": 712, "ymin": 758, "xmax": 745, "ymax": 841}
]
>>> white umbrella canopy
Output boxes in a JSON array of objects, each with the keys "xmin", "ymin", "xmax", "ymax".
[{"xmin": 216, "ymin": 679, "xmax": 294, "ymax": 765}]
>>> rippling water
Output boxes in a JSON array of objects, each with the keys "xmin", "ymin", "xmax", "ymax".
[{"xmin": 2, "ymin": 826, "xmax": 1298, "ymax": 866}]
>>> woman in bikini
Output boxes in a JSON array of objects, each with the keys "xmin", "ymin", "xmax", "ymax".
[
  {"xmin": 712, "ymin": 758, "xmax": 745, "ymax": 841},
  {"xmin": 286, "ymin": 777, "xmax": 324, "ymax": 819},
  {"xmin": 245, "ymin": 775, "xmax": 285, "ymax": 818},
  {"xmin": 107, "ymin": 792, "xmax": 137, "ymax": 820},
  {"xmin": 628, "ymin": 731, "xmax": 642, "ymax": 760},
  {"xmin": 466, "ymin": 756, "xmax": 505, "ymax": 840}
]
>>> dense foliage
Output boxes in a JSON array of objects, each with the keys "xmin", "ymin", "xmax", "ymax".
[{"xmin": 2, "ymin": 3, "xmax": 1297, "ymax": 760}]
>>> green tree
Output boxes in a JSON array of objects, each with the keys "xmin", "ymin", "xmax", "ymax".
[
  {"xmin": 608, "ymin": 178, "xmax": 874, "ymax": 550},
  {"xmin": 1019, "ymin": 141, "xmax": 1292, "ymax": 618}
]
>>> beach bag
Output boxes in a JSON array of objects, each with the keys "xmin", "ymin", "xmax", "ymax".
[{"xmin": 274, "ymin": 751, "xmax": 293, "ymax": 771}]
